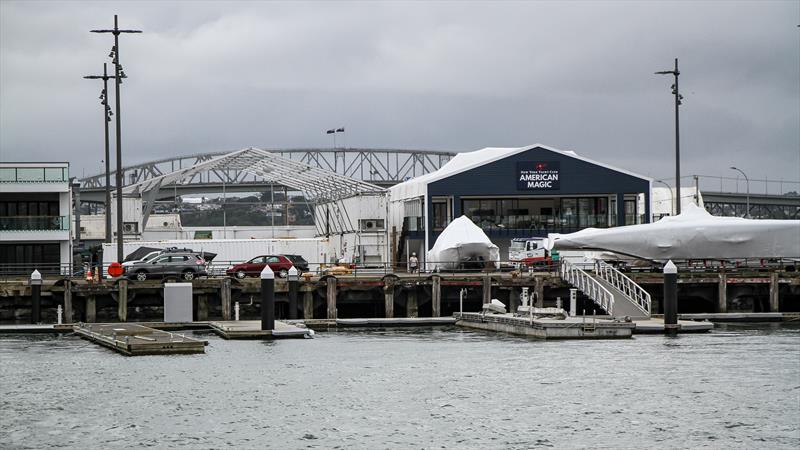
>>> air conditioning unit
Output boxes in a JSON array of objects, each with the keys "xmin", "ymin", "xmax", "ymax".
[
  {"xmin": 360, "ymin": 219, "xmax": 385, "ymax": 231},
  {"xmin": 122, "ymin": 223, "xmax": 138, "ymax": 234}
]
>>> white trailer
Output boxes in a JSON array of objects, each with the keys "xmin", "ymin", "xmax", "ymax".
[{"xmin": 102, "ymin": 238, "xmax": 332, "ymax": 275}]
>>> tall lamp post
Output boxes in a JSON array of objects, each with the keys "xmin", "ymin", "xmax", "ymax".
[
  {"xmin": 91, "ymin": 15, "xmax": 141, "ymax": 262},
  {"xmin": 730, "ymin": 166, "xmax": 750, "ymax": 218},
  {"xmin": 655, "ymin": 58, "xmax": 684, "ymax": 214},
  {"xmin": 655, "ymin": 179, "xmax": 675, "ymax": 216},
  {"xmin": 83, "ymin": 63, "xmax": 119, "ymax": 244}
]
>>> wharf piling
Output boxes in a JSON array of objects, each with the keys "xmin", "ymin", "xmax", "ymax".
[
  {"xmin": 63, "ymin": 280, "xmax": 73, "ymax": 324},
  {"xmin": 117, "ymin": 279, "xmax": 128, "ymax": 322},
  {"xmin": 431, "ymin": 275, "xmax": 441, "ymax": 318},
  {"xmin": 302, "ymin": 287, "xmax": 314, "ymax": 320},
  {"xmin": 326, "ymin": 277, "xmax": 337, "ymax": 319},
  {"xmin": 384, "ymin": 277, "xmax": 395, "ymax": 318},
  {"xmin": 221, "ymin": 278, "xmax": 232, "ymax": 320}
]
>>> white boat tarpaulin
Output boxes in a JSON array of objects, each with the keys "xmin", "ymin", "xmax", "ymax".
[
  {"xmin": 549, "ymin": 203, "xmax": 800, "ymax": 261},
  {"xmin": 427, "ymin": 215, "xmax": 500, "ymax": 270}
]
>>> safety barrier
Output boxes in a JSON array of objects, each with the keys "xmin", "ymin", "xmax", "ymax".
[
  {"xmin": 560, "ymin": 258, "xmax": 614, "ymax": 315},
  {"xmin": 595, "ymin": 260, "xmax": 651, "ymax": 316}
]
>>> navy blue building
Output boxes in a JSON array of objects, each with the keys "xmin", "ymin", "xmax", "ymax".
[{"xmin": 389, "ymin": 144, "xmax": 652, "ymax": 262}]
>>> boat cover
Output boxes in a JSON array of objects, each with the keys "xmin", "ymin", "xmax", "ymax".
[
  {"xmin": 549, "ymin": 203, "xmax": 800, "ymax": 261},
  {"xmin": 123, "ymin": 247, "xmax": 162, "ymax": 262},
  {"xmin": 427, "ymin": 215, "xmax": 500, "ymax": 270}
]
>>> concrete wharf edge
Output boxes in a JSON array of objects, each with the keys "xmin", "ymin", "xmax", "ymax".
[
  {"xmin": 455, "ymin": 312, "xmax": 636, "ymax": 339},
  {"xmin": 208, "ymin": 320, "xmax": 312, "ymax": 339}
]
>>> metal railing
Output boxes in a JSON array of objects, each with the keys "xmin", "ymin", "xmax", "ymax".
[
  {"xmin": 0, "ymin": 216, "xmax": 69, "ymax": 231},
  {"xmin": 560, "ymin": 258, "xmax": 614, "ymax": 315},
  {"xmin": 594, "ymin": 259, "xmax": 651, "ymax": 315}
]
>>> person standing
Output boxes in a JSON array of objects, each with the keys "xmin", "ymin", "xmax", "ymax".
[{"xmin": 409, "ymin": 252, "xmax": 419, "ymax": 273}]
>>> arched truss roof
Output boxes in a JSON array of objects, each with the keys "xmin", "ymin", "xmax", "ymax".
[{"xmin": 123, "ymin": 147, "xmax": 387, "ymax": 233}]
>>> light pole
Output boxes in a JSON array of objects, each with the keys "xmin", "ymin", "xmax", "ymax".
[
  {"xmin": 655, "ymin": 180, "xmax": 674, "ymax": 216},
  {"xmin": 91, "ymin": 15, "xmax": 142, "ymax": 262},
  {"xmin": 730, "ymin": 166, "xmax": 750, "ymax": 218},
  {"xmin": 83, "ymin": 63, "xmax": 119, "ymax": 243},
  {"xmin": 656, "ymin": 58, "xmax": 684, "ymax": 214}
]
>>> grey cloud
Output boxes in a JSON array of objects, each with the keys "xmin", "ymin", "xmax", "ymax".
[{"xmin": 0, "ymin": 0, "xmax": 798, "ymax": 190}]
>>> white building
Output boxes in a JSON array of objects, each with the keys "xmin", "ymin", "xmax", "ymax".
[{"xmin": 0, "ymin": 162, "xmax": 73, "ymax": 274}]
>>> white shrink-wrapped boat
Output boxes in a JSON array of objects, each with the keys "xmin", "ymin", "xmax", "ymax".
[
  {"xmin": 426, "ymin": 215, "xmax": 500, "ymax": 271},
  {"xmin": 549, "ymin": 203, "xmax": 800, "ymax": 262}
]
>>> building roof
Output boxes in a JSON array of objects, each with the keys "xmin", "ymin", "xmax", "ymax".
[{"xmin": 389, "ymin": 143, "xmax": 652, "ymax": 201}]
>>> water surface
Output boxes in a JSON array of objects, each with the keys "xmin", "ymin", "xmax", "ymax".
[{"xmin": 1, "ymin": 324, "xmax": 798, "ymax": 449}]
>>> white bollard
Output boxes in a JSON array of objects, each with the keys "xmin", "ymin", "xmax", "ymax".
[
  {"xmin": 569, "ymin": 288, "xmax": 577, "ymax": 317},
  {"xmin": 521, "ymin": 287, "xmax": 530, "ymax": 308},
  {"xmin": 57, "ymin": 305, "xmax": 63, "ymax": 325},
  {"xmin": 234, "ymin": 302, "xmax": 240, "ymax": 321},
  {"xmin": 556, "ymin": 296, "xmax": 562, "ymax": 310}
]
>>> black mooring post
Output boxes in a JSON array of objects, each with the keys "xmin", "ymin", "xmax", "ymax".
[
  {"xmin": 30, "ymin": 270, "xmax": 42, "ymax": 324},
  {"xmin": 663, "ymin": 260, "xmax": 678, "ymax": 335},
  {"xmin": 261, "ymin": 265, "xmax": 275, "ymax": 331},
  {"xmin": 288, "ymin": 266, "xmax": 299, "ymax": 320}
]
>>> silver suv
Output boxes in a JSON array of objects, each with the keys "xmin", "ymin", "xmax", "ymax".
[{"xmin": 125, "ymin": 251, "xmax": 207, "ymax": 281}]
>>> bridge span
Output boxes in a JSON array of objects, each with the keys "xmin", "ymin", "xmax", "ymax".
[{"xmin": 79, "ymin": 147, "xmax": 455, "ymax": 202}]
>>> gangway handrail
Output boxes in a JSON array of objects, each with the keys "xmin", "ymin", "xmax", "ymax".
[
  {"xmin": 594, "ymin": 260, "xmax": 651, "ymax": 315},
  {"xmin": 560, "ymin": 259, "xmax": 614, "ymax": 316}
]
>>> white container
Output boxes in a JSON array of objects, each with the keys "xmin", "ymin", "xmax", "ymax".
[{"xmin": 164, "ymin": 283, "xmax": 193, "ymax": 323}]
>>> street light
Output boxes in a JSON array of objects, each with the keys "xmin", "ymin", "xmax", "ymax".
[
  {"xmin": 655, "ymin": 58, "xmax": 684, "ymax": 214},
  {"xmin": 655, "ymin": 180, "xmax": 674, "ymax": 216},
  {"xmin": 84, "ymin": 63, "xmax": 121, "ymax": 244},
  {"xmin": 91, "ymin": 15, "xmax": 142, "ymax": 262},
  {"xmin": 730, "ymin": 166, "xmax": 750, "ymax": 218}
]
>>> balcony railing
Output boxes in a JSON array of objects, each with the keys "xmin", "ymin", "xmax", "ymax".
[
  {"xmin": 0, "ymin": 167, "xmax": 68, "ymax": 183},
  {"xmin": 0, "ymin": 216, "xmax": 69, "ymax": 231}
]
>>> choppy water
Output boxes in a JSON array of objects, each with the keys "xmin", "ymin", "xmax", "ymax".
[{"xmin": 1, "ymin": 324, "xmax": 799, "ymax": 449}]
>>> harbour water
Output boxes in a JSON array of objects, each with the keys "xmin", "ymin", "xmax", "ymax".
[{"xmin": 1, "ymin": 324, "xmax": 799, "ymax": 449}]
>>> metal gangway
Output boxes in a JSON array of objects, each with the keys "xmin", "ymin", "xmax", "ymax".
[
  {"xmin": 560, "ymin": 259, "xmax": 615, "ymax": 316},
  {"xmin": 559, "ymin": 258, "xmax": 652, "ymax": 319},
  {"xmin": 593, "ymin": 260, "xmax": 651, "ymax": 318}
]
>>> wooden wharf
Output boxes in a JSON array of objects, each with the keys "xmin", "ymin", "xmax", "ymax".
[{"xmin": 73, "ymin": 323, "xmax": 207, "ymax": 356}]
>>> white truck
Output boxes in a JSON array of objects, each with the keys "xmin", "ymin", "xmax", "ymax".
[{"xmin": 508, "ymin": 237, "xmax": 553, "ymax": 268}]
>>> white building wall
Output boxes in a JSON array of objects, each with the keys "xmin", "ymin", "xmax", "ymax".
[
  {"xmin": 314, "ymin": 194, "xmax": 391, "ymax": 265},
  {"xmin": 0, "ymin": 162, "xmax": 72, "ymax": 274}
]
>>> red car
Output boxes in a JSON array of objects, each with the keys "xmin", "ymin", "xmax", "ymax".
[{"xmin": 226, "ymin": 255, "xmax": 307, "ymax": 279}]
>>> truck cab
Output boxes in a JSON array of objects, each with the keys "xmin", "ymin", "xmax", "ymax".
[{"xmin": 509, "ymin": 237, "xmax": 553, "ymax": 268}]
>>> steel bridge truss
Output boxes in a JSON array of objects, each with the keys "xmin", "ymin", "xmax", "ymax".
[
  {"xmin": 81, "ymin": 148, "xmax": 455, "ymax": 189},
  {"xmin": 121, "ymin": 147, "xmax": 388, "ymax": 235}
]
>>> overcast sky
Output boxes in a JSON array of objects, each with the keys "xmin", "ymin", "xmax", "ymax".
[{"xmin": 1, "ymin": 0, "xmax": 798, "ymax": 192}]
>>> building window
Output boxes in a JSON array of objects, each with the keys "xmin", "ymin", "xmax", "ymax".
[
  {"xmin": 624, "ymin": 199, "xmax": 637, "ymax": 225},
  {"xmin": 432, "ymin": 198, "xmax": 451, "ymax": 231},
  {"xmin": 460, "ymin": 196, "xmax": 614, "ymax": 232}
]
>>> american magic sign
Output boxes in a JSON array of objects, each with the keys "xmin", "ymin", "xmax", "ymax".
[{"xmin": 517, "ymin": 161, "xmax": 560, "ymax": 190}]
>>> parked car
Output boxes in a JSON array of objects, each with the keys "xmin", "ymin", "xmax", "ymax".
[
  {"xmin": 226, "ymin": 255, "xmax": 307, "ymax": 279},
  {"xmin": 122, "ymin": 250, "xmax": 161, "ymax": 267},
  {"xmin": 125, "ymin": 251, "xmax": 207, "ymax": 281},
  {"xmin": 283, "ymin": 255, "xmax": 310, "ymax": 273}
]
